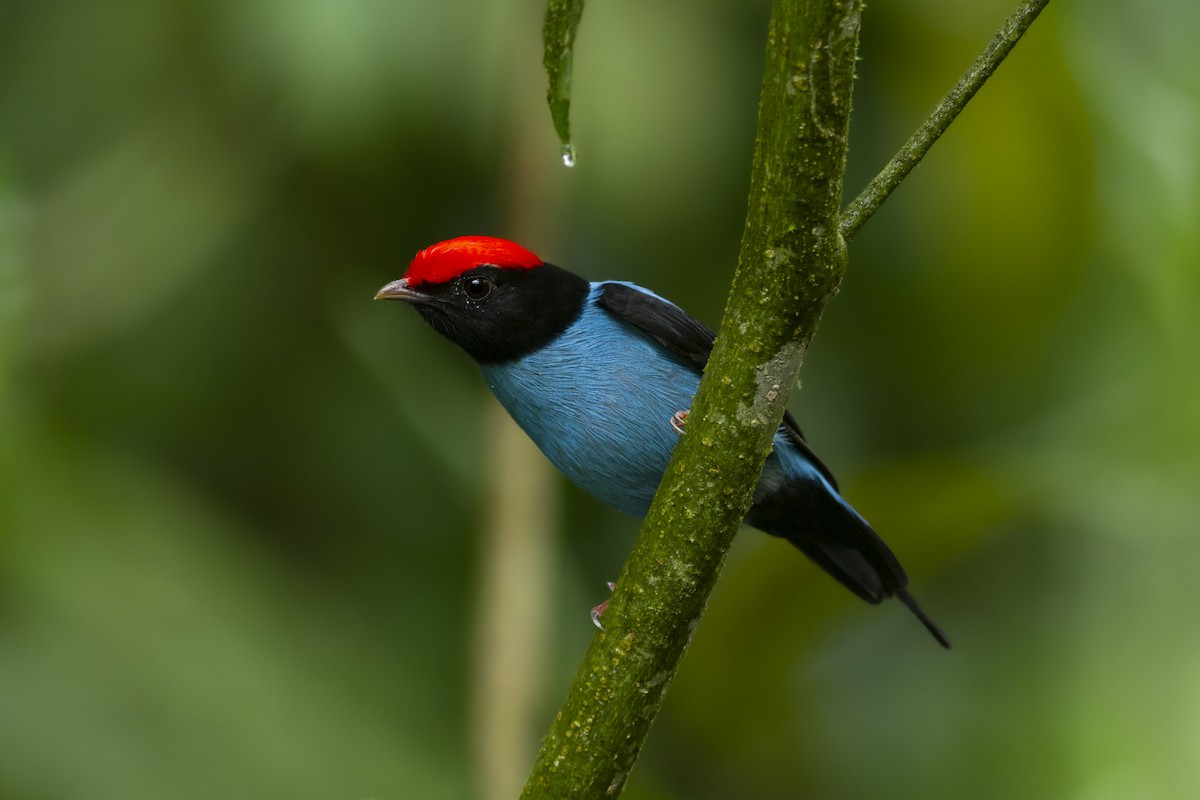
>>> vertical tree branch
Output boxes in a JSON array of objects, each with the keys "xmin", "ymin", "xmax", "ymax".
[
  {"xmin": 472, "ymin": 8, "xmax": 567, "ymax": 792},
  {"xmin": 519, "ymin": 1, "xmax": 863, "ymax": 797}
]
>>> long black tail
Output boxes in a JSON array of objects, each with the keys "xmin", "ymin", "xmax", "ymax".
[{"xmin": 746, "ymin": 477, "xmax": 951, "ymax": 649}]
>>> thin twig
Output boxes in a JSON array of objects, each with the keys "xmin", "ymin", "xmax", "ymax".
[{"xmin": 839, "ymin": 0, "xmax": 1051, "ymax": 242}]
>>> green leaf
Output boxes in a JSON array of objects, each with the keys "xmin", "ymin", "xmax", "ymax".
[{"xmin": 543, "ymin": 0, "xmax": 586, "ymax": 166}]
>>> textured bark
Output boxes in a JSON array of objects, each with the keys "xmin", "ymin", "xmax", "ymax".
[{"xmin": 519, "ymin": 2, "xmax": 863, "ymax": 797}]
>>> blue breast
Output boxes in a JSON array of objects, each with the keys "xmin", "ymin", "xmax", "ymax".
[
  {"xmin": 479, "ymin": 284, "xmax": 691, "ymax": 515},
  {"xmin": 479, "ymin": 282, "xmax": 829, "ymax": 517}
]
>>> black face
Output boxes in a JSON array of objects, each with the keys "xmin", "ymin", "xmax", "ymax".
[{"xmin": 405, "ymin": 263, "xmax": 590, "ymax": 364}]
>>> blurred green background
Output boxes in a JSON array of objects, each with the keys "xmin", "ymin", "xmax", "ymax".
[{"xmin": 1, "ymin": 0, "xmax": 1197, "ymax": 798}]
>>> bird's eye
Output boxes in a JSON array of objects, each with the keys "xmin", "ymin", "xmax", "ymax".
[{"xmin": 463, "ymin": 276, "xmax": 493, "ymax": 301}]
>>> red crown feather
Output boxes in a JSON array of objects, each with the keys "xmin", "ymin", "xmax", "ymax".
[{"xmin": 404, "ymin": 236, "xmax": 544, "ymax": 287}]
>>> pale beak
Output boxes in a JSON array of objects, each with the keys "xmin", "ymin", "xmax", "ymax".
[{"xmin": 374, "ymin": 278, "xmax": 427, "ymax": 303}]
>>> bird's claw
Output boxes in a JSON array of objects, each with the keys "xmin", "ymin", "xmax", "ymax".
[
  {"xmin": 669, "ymin": 410, "xmax": 689, "ymax": 436},
  {"xmin": 590, "ymin": 581, "xmax": 618, "ymax": 630}
]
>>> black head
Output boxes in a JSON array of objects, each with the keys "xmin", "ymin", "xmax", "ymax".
[{"xmin": 376, "ymin": 236, "xmax": 589, "ymax": 364}]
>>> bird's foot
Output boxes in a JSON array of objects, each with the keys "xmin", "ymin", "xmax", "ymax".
[
  {"xmin": 590, "ymin": 581, "xmax": 618, "ymax": 630},
  {"xmin": 669, "ymin": 409, "xmax": 690, "ymax": 436}
]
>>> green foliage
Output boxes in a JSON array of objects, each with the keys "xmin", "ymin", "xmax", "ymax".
[
  {"xmin": 0, "ymin": 1, "xmax": 1197, "ymax": 799},
  {"xmin": 543, "ymin": 0, "xmax": 587, "ymax": 165}
]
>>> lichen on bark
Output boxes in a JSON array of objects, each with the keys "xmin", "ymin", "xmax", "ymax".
[{"xmin": 519, "ymin": 2, "xmax": 864, "ymax": 798}]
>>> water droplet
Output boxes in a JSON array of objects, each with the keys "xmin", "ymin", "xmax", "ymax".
[{"xmin": 561, "ymin": 142, "xmax": 576, "ymax": 167}]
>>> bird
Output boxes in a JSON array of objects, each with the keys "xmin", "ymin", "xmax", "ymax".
[{"xmin": 376, "ymin": 235, "xmax": 950, "ymax": 648}]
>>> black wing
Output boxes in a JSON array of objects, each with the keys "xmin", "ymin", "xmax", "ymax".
[
  {"xmin": 597, "ymin": 282, "xmax": 715, "ymax": 372},
  {"xmin": 596, "ymin": 282, "xmax": 839, "ymax": 490}
]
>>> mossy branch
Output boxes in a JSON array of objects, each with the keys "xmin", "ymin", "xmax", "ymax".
[
  {"xmin": 523, "ymin": 0, "xmax": 1049, "ymax": 796},
  {"xmin": 519, "ymin": 1, "xmax": 863, "ymax": 797}
]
